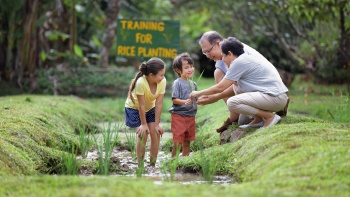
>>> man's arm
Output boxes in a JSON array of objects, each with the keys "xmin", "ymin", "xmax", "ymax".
[{"xmin": 197, "ymin": 85, "xmax": 235, "ymax": 105}]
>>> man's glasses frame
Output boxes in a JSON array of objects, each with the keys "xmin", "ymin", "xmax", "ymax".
[{"xmin": 202, "ymin": 43, "xmax": 216, "ymax": 56}]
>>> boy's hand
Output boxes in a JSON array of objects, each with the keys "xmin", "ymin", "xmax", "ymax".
[
  {"xmin": 189, "ymin": 91, "xmax": 199, "ymax": 100},
  {"xmin": 184, "ymin": 98, "xmax": 192, "ymax": 105}
]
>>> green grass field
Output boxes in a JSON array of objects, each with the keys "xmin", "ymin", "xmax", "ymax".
[{"xmin": 0, "ymin": 76, "xmax": 349, "ymax": 197}]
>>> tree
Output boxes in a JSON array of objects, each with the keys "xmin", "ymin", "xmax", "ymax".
[{"xmin": 98, "ymin": 0, "xmax": 122, "ymax": 68}]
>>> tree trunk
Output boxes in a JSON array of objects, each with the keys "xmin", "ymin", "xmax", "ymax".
[
  {"xmin": 15, "ymin": 0, "xmax": 40, "ymax": 89},
  {"xmin": 99, "ymin": 0, "xmax": 122, "ymax": 68}
]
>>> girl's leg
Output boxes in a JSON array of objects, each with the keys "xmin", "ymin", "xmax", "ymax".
[
  {"xmin": 182, "ymin": 141, "xmax": 190, "ymax": 156},
  {"xmin": 136, "ymin": 131, "xmax": 148, "ymax": 167},
  {"xmin": 148, "ymin": 122, "xmax": 160, "ymax": 166},
  {"xmin": 172, "ymin": 142, "xmax": 182, "ymax": 158}
]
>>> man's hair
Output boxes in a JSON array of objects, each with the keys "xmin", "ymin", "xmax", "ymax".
[
  {"xmin": 220, "ymin": 37, "xmax": 245, "ymax": 57},
  {"xmin": 199, "ymin": 31, "xmax": 223, "ymax": 45}
]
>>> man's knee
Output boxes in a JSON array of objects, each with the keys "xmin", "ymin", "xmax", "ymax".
[{"xmin": 227, "ymin": 97, "xmax": 240, "ymax": 111}]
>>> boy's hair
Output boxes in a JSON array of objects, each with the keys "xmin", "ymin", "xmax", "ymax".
[
  {"xmin": 220, "ymin": 37, "xmax": 244, "ymax": 57},
  {"xmin": 128, "ymin": 57, "xmax": 165, "ymax": 103},
  {"xmin": 172, "ymin": 52, "xmax": 194, "ymax": 77}
]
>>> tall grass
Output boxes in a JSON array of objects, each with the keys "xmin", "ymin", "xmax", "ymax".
[
  {"xmin": 124, "ymin": 129, "xmax": 137, "ymax": 159},
  {"xmin": 77, "ymin": 123, "xmax": 94, "ymax": 158},
  {"xmin": 61, "ymin": 144, "xmax": 79, "ymax": 175},
  {"xmin": 196, "ymin": 140, "xmax": 217, "ymax": 183},
  {"xmin": 94, "ymin": 122, "xmax": 118, "ymax": 175}
]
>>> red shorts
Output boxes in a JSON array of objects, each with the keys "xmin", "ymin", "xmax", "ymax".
[{"xmin": 171, "ymin": 113, "xmax": 196, "ymax": 143}]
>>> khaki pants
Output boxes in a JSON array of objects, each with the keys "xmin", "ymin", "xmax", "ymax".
[{"xmin": 227, "ymin": 85, "xmax": 289, "ymax": 116}]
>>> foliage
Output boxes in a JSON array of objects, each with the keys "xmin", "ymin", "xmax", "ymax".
[{"xmin": 35, "ymin": 65, "xmax": 134, "ymax": 97}]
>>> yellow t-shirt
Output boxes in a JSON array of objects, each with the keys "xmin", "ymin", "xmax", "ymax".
[{"xmin": 125, "ymin": 75, "xmax": 166, "ymax": 112}]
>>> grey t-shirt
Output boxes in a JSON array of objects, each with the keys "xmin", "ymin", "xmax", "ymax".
[
  {"xmin": 215, "ymin": 43, "xmax": 266, "ymax": 73},
  {"xmin": 225, "ymin": 53, "xmax": 288, "ymax": 96},
  {"xmin": 215, "ymin": 60, "xmax": 228, "ymax": 74},
  {"xmin": 169, "ymin": 78, "xmax": 197, "ymax": 116}
]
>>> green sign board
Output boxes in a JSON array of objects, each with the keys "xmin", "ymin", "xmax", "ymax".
[{"xmin": 116, "ymin": 19, "xmax": 180, "ymax": 59}]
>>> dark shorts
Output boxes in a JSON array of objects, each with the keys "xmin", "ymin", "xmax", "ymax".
[
  {"xmin": 125, "ymin": 107, "xmax": 155, "ymax": 128},
  {"xmin": 171, "ymin": 113, "xmax": 196, "ymax": 143}
]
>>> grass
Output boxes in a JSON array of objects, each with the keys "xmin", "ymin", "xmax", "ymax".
[
  {"xmin": 0, "ymin": 76, "xmax": 349, "ymax": 196},
  {"xmin": 0, "ymin": 95, "xmax": 108, "ymax": 175}
]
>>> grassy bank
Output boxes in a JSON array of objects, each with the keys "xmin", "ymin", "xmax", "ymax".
[
  {"xmin": 0, "ymin": 95, "xmax": 114, "ymax": 175},
  {"xmin": 0, "ymin": 77, "xmax": 349, "ymax": 196}
]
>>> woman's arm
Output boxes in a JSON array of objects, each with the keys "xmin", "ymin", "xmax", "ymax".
[{"xmin": 197, "ymin": 84, "xmax": 235, "ymax": 105}]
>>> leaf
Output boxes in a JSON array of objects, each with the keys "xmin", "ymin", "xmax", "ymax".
[
  {"xmin": 40, "ymin": 51, "xmax": 47, "ymax": 61},
  {"xmin": 74, "ymin": 44, "xmax": 84, "ymax": 58}
]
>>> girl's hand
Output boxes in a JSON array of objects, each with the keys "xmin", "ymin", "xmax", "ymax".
[
  {"xmin": 155, "ymin": 124, "xmax": 164, "ymax": 137},
  {"xmin": 137, "ymin": 124, "xmax": 149, "ymax": 138}
]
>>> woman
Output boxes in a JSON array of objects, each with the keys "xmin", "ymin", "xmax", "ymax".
[{"xmin": 190, "ymin": 37, "xmax": 288, "ymax": 128}]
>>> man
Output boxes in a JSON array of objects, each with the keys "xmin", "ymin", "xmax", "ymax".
[{"xmin": 198, "ymin": 31, "xmax": 288, "ymax": 133}]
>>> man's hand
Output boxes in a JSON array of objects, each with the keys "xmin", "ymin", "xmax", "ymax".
[{"xmin": 196, "ymin": 95, "xmax": 218, "ymax": 105}]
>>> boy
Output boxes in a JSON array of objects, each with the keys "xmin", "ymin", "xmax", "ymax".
[{"xmin": 169, "ymin": 53, "xmax": 197, "ymax": 157}]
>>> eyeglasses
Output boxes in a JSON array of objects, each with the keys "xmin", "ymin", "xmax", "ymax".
[{"xmin": 202, "ymin": 43, "xmax": 216, "ymax": 56}]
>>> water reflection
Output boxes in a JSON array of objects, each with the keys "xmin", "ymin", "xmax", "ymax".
[{"xmin": 80, "ymin": 147, "xmax": 234, "ymax": 185}]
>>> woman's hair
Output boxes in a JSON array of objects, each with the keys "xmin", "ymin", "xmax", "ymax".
[
  {"xmin": 220, "ymin": 37, "xmax": 244, "ymax": 57},
  {"xmin": 128, "ymin": 57, "xmax": 165, "ymax": 103},
  {"xmin": 172, "ymin": 52, "xmax": 194, "ymax": 77}
]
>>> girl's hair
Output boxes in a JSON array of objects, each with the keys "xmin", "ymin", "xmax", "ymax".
[
  {"xmin": 172, "ymin": 52, "xmax": 194, "ymax": 77},
  {"xmin": 128, "ymin": 57, "xmax": 165, "ymax": 103},
  {"xmin": 220, "ymin": 37, "xmax": 244, "ymax": 57}
]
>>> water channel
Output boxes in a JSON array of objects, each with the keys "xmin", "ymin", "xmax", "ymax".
[{"xmin": 77, "ymin": 123, "xmax": 235, "ymax": 185}]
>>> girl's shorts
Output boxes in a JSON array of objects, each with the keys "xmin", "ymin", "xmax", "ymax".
[{"xmin": 125, "ymin": 107, "xmax": 155, "ymax": 128}]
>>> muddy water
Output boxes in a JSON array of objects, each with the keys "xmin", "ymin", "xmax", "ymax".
[
  {"xmin": 80, "ymin": 145, "xmax": 234, "ymax": 185},
  {"xmin": 80, "ymin": 123, "xmax": 235, "ymax": 185}
]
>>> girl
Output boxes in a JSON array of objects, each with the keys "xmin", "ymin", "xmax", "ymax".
[{"xmin": 124, "ymin": 57, "xmax": 166, "ymax": 167}]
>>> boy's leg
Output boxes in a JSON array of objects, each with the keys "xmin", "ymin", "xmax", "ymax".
[
  {"xmin": 182, "ymin": 141, "xmax": 190, "ymax": 156},
  {"xmin": 172, "ymin": 142, "xmax": 182, "ymax": 158}
]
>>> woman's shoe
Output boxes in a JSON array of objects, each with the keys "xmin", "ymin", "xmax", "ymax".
[{"xmin": 238, "ymin": 121, "xmax": 264, "ymax": 129}]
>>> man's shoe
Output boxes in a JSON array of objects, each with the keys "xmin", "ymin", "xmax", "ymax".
[
  {"xmin": 238, "ymin": 121, "xmax": 264, "ymax": 129},
  {"xmin": 276, "ymin": 98, "xmax": 290, "ymax": 117},
  {"xmin": 216, "ymin": 117, "xmax": 237, "ymax": 133}
]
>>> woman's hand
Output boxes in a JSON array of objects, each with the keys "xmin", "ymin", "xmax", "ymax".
[
  {"xmin": 137, "ymin": 124, "xmax": 149, "ymax": 138},
  {"xmin": 155, "ymin": 124, "xmax": 164, "ymax": 137}
]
